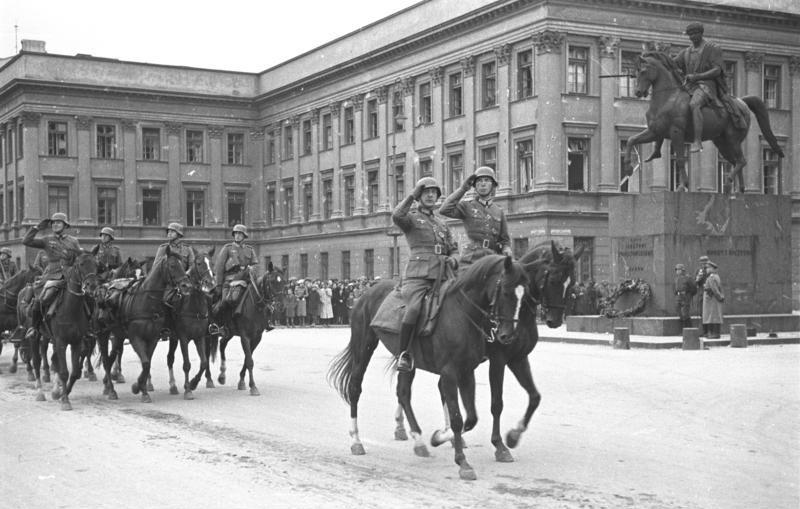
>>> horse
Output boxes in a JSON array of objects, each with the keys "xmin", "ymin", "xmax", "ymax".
[
  {"xmin": 108, "ymin": 247, "xmax": 192, "ymax": 402},
  {"xmin": 45, "ymin": 250, "xmax": 100, "ymax": 410},
  {"xmin": 622, "ymin": 51, "xmax": 784, "ymax": 193},
  {"xmin": 328, "ymin": 254, "xmax": 530, "ymax": 480},
  {"xmin": 213, "ymin": 262, "xmax": 285, "ymax": 396},
  {"xmin": 166, "ymin": 248, "xmax": 215, "ymax": 399},
  {"xmin": 92, "ymin": 256, "xmax": 146, "ymax": 399},
  {"xmin": 0, "ymin": 266, "xmax": 42, "ymax": 375}
]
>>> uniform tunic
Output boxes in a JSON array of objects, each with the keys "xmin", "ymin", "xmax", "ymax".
[
  {"xmin": 673, "ymin": 273, "xmax": 696, "ymax": 322},
  {"xmin": 154, "ymin": 239, "xmax": 195, "ymax": 272},
  {"xmin": 22, "ymin": 227, "xmax": 82, "ymax": 283},
  {"xmin": 214, "ymin": 240, "xmax": 257, "ymax": 287},
  {"xmin": 93, "ymin": 241, "xmax": 122, "ymax": 276},
  {"xmin": 0, "ymin": 258, "xmax": 19, "ymax": 283},
  {"xmin": 439, "ymin": 189, "xmax": 510, "ymax": 266}
]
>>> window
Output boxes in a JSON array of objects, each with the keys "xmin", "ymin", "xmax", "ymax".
[
  {"xmin": 341, "ymin": 250, "xmax": 351, "ymax": 280},
  {"xmin": 419, "ymin": 158, "xmax": 432, "ymax": 177},
  {"xmin": 619, "ymin": 140, "xmax": 633, "ymax": 193},
  {"xmin": 303, "ymin": 181, "xmax": 313, "ymax": 221},
  {"xmin": 716, "ymin": 154, "xmax": 733, "ymax": 194},
  {"xmin": 513, "ymin": 238, "xmax": 529, "ymax": 259},
  {"xmin": 322, "ymin": 178, "xmax": 333, "ymax": 219},
  {"xmin": 142, "ymin": 188, "xmax": 161, "ymax": 225},
  {"xmin": 364, "ymin": 249, "xmax": 374, "ymax": 280},
  {"xmin": 517, "ymin": 50, "xmax": 533, "ymax": 99},
  {"xmin": 320, "ymin": 252, "xmax": 329, "ymax": 281},
  {"xmin": 449, "ymin": 72, "xmax": 463, "ymax": 117},
  {"xmin": 227, "ymin": 133, "xmax": 244, "ymax": 164},
  {"xmin": 283, "ymin": 184, "xmax": 294, "ymax": 222},
  {"xmin": 517, "ymin": 139, "xmax": 534, "ymax": 193},
  {"xmin": 480, "ymin": 146, "xmax": 497, "ymax": 170},
  {"xmin": 482, "ymin": 61, "xmax": 497, "ymax": 108},
  {"xmin": 448, "ymin": 153, "xmax": 463, "ymax": 196},
  {"xmin": 343, "ymin": 107, "xmax": 355, "ymax": 145},
  {"xmin": 186, "ymin": 130, "xmax": 204, "ymax": 163},
  {"xmin": 48, "ymin": 185, "xmax": 69, "ymax": 216},
  {"xmin": 567, "ymin": 138, "xmax": 588, "ymax": 191},
  {"xmin": 568, "ymin": 46, "xmax": 589, "ymax": 94},
  {"xmin": 97, "ymin": 187, "xmax": 117, "ymax": 225},
  {"xmin": 394, "ymin": 164, "xmax": 405, "ymax": 205},
  {"xmin": 344, "ymin": 175, "xmax": 355, "ymax": 216},
  {"xmin": 186, "ymin": 190, "xmax": 204, "ymax": 226},
  {"xmin": 763, "ymin": 64, "xmax": 780, "ymax": 109},
  {"xmin": 322, "ymin": 114, "xmax": 332, "ymax": 150},
  {"xmin": 669, "ymin": 144, "xmax": 690, "ymax": 191},
  {"xmin": 620, "ymin": 52, "xmax": 639, "ymax": 98},
  {"xmin": 367, "ymin": 170, "xmax": 378, "ymax": 213},
  {"xmin": 419, "ymin": 82, "xmax": 432, "ymax": 124},
  {"xmin": 367, "ymin": 99, "xmax": 378, "ymax": 139},
  {"xmin": 47, "ymin": 121, "xmax": 68, "ymax": 156},
  {"xmin": 267, "ymin": 131, "xmax": 276, "ymax": 164},
  {"xmin": 227, "ymin": 191, "xmax": 245, "ymax": 226},
  {"xmin": 573, "ymin": 237, "xmax": 594, "ymax": 283},
  {"xmin": 392, "ymin": 89, "xmax": 405, "ymax": 132},
  {"xmin": 96, "ymin": 124, "xmax": 116, "ymax": 159},
  {"xmin": 281, "ymin": 254, "xmax": 289, "ymax": 276},
  {"xmin": 302, "ymin": 120, "xmax": 312, "ymax": 155},
  {"xmin": 724, "ymin": 61, "xmax": 737, "ymax": 96},
  {"xmin": 266, "ymin": 185, "xmax": 276, "ymax": 225},
  {"xmin": 142, "ymin": 127, "xmax": 160, "ymax": 160},
  {"xmin": 283, "ymin": 124, "xmax": 293, "ymax": 159},
  {"xmin": 763, "ymin": 148, "xmax": 781, "ymax": 194},
  {"xmin": 300, "ymin": 253, "xmax": 308, "ymax": 279}
]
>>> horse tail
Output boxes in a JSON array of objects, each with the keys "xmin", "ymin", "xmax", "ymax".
[
  {"xmin": 327, "ymin": 292, "xmax": 375, "ymax": 405},
  {"xmin": 742, "ymin": 96, "xmax": 785, "ymax": 157},
  {"xmin": 207, "ymin": 334, "xmax": 218, "ymax": 364}
]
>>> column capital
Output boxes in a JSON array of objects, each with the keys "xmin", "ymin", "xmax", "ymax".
[
  {"xmin": 290, "ymin": 115, "xmax": 301, "ymax": 127},
  {"xmin": 461, "ymin": 55, "xmax": 475, "ymax": 76},
  {"xmin": 494, "ymin": 43, "xmax": 512, "ymax": 66},
  {"xmin": 533, "ymin": 30, "xmax": 564, "ymax": 55},
  {"xmin": 19, "ymin": 111, "xmax": 41, "ymax": 126},
  {"xmin": 249, "ymin": 128, "xmax": 265, "ymax": 141},
  {"xmin": 375, "ymin": 86, "xmax": 389, "ymax": 104},
  {"xmin": 351, "ymin": 94, "xmax": 364, "ymax": 111},
  {"xmin": 597, "ymin": 36, "xmax": 620, "ymax": 58},
  {"xmin": 429, "ymin": 66, "xmax": 443, "ymax": 86},
  {"xmin": 207, "ymin": 125, "xmax": 224, "ymax": 139},
  {"xmin": 76, "ymin": 116, "xmax": 92, "ymax": 130},
  {"xmin": 402, "ymin": 76, "xmax": 416, "ymax": 96},
  {"xmin": 165, "ymin": 122, "xmax": 183, "ymax": 136},
  {"xmin": 310, "ymin": 108, "xmax": 320, "ymax": 125},
  {"xmin": 789, "ymin": 56, "xmax": 800, "ymax": 76},
  {"xmin": 330, "ymin": 101, "xmax": 341, "ymax": 118},
  {"xmin": 744, "ymin": 52, "xmax": 764, "ymax": 72}
]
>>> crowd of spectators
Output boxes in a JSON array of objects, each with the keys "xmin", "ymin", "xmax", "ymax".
[
  {"xmin": 564, "ymin": 280, "xmax": 611, "ymax": 316},
  {"xmin": 271, "ymin": 277, "xmax": 382, "ymax": 327}
]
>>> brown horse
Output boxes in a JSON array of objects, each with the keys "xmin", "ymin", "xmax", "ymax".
[
  {"xmin": 0, "ymin": 266, "xmax": 41, "ymax": 375},
  {"xmin": 622, "ymin": 51, "xmax": 784, "ymax": 192}
]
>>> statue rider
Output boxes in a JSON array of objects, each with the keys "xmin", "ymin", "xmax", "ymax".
[
  {"xmin": 22, "ymin": 213, "xmax": 82, "ymax": 339},
  {"xmin": 393, "ymin": 177, "xmax": 458, "ymax": 372}
]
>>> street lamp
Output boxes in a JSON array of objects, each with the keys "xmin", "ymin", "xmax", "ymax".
[{"xmin": 387, "ymin": 111, "xmax": 407, "ymax": 279}]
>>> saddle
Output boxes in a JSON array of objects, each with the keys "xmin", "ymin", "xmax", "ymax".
[
  {"xmin": 370, "ymin": 280, "xmax": 454, "ymax": 338},
  {"xmin": 101, "ymin": 277, "xmax": 140, "ymax": 311}
]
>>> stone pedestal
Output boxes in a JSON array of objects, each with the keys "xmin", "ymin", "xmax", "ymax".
[
  {"xmin": 608, "ymin": 192, "xmax": 792, "ymax": 316},
  {"xmin": 612, "ymin": 327, "xmax": 630, "ymax": 349}
]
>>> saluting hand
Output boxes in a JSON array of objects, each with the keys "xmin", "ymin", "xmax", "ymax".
[
  {"xmin": 462, "ymin": 174, "xmax": 476, "ymax": 189},
  {"xmin": 36, "ymin": 218, "xmax": 51, "ymax": 230},
  {"xmin": 412, "ymin": 182, "xmax": 426, "ymax": 201}
]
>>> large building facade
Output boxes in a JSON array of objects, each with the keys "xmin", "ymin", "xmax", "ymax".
[{"xmin": 1, "ymin": 0, "xmax": 799, "ymax": 306}]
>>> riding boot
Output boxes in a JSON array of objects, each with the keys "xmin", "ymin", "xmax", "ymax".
[
  {"xmin": 690, "ymin": 108, "xmax": 703, "ymax": 153},
  {"xmin": 396, "ymin": 322, "xmax": 416, "ymax": 373}
]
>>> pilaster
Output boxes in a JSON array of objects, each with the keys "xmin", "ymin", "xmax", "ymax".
[
  {"xmin": 249, "ymin": 127, "xmax": 267, "ymax": 226},
  {"xmin": 461, "ymin": 56, "xmax": 476, "ymax": 173},
  {"xmin": 790, "ymin": 56, "xmax": 800, "ymax": 198},
  {"xmin": 597, "ymin": 36, "xmax": 620, "ymax": 192},
  {"xmin": 121, "ymin": 120, "xmax": 139, "ymax": 225},
  {"xmin": 744, "ymin": 52, "xmax": 764, "ymax": 193},
  {"xmin": 494, "ymin": 44, "xmax": 512, "ymax": 197},
  {"xmin": 290, "ymin": 116, "xmax": 302, "ymax": 223},
  {"xmin": 310, "ymin": 109, "xmax": 322, "ymax": 221},
  {"xmin": 165, "ymin": 122, "xmax": 183, "ymax": 222},
  {"xmin": 18, "ymin": 112, "xmax": 41, "ymax": 224},
  {"xmin": 533, "ymin": 31, "xmax": 565, "ymax": 189},
  {"xmin": 208, "ymin": 125, "xmax": 224, "ymax": 225},
  {"xmin": 75, "ymin": 116, "xmax": 93, "ymax": 225},
  {"xmin": 330, "ymin": 102, "xmax": 343, "ymax": 218}
]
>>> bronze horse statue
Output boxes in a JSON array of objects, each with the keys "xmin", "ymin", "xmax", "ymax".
[{"xmin": 622, "ymin": 51, "xmax": 784, "ymax": 193}]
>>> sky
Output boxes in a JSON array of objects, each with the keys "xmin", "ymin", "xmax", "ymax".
[{"xmin": 1, "ymin": 0, "xmax": 797, "ymax": 73}]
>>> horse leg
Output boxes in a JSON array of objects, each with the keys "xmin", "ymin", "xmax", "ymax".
[
  {"xmin": 188, "ymin": 337, "xmax": 206, "ymax": 392},
  {"xmin": 218, "ymin": 336, "xmax": 229, "ymax": 385},
  {"xmin": 129, "ymin": 337, "xmax": 153, "ymax": 403},
  {"xmin": 670, "ymin": 128, "xmax": 689, "ymax": 191},
  {"xmin": 431, "ymin": 379, "xmax": 467, "ymax": 450},
  {"xmin": 238, "ymin": 334, "xmax": 259, "ymax": 396},
  {"xmin": 395, "ymin": 370, "xmax": 429, "ymax": 457},
  {"xmin": 10, "ymin": 344, "xmax": 18, "ymax": 374},
  {"xmin": 203, "ymin": 335, "xmax": 216, "ymax": 389},
  {"xmin": 488, "ymin": 357, "xmax": 514, "ymax": 462},
  {"xmin": 440, "ymin": 367, "xmax": 476, "ymax": 481},
  {"xmin": 393, "ymin": 404, "xmax": 408, "ymax": 441},
  {"xmin": 505, "ymin": 356, "xmax": 542, "ymax": 450},
  {"xmin": 82, "ymin": 336, "xmax": 97, "ymax": 382},
  {"xmin": 41, "ymin": 335, "xmax": 51, "ymax": 384},
  {"xmin": 623, "ymin": 129, "xmax": 660, "ymax": 172},
  {"xmin": 179, "ymin": 337, "xmax": 194, "ymax": 400},
  {"xmin": 98, "ymin": 332, "xmax": 117, "ymax": 399},
  {"xmin": 167, "ymin": 337, "xmax": 179, "ymax": 395},
  {"xmin": 340, "ymin": 324, "xmax": 380, "ymax": 456},
  {"xmin": 31, "ymin": 334, "xmax": 46, "ymax": 402},
  {"xmin": 716, "ymin": 140, "xmax": 747, "ymax": 194},
  {"xmin": 110, "ymin": 336, "xmax": 125, "ymax": 383},
  {"xmin": 60, "ymin": 341, "xmax": 82, "ymax": 411}
]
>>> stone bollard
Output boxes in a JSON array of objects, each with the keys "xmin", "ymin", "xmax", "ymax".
[
  {"xmin": 613, "ymin": 327, "xmax": 630, "ymax": 349},
  {"xmin": 682, "ymin": 328, "xmax": 702, "ymax": 350},
  {"xmin": 730, "ymin": 324, "xmax": 748, "ymax": 348}
]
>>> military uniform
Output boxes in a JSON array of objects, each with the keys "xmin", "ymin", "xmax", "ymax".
[
  {"xmin": 0, "ymin": 254, "xmax": 18, "ymax": 284},
  {"xmin": 22, "ymin": 225, "xmax": 82, "ymax": 283},
  {"xmin": 154, "ymin": 239, "xmax": 194, "ymax": 272},
  {"xmin": 94, "ymin": 242, "xmax": 122, "ymax": 274},
  {"xmin": 673, "ymin": 265, "xmax": 696, "ymax": 329},
  {"xmin": 439, "ymin": 193, "xmax": 510, "ymax": 267}
]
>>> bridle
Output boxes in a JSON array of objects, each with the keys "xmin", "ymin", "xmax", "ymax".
[
  {"xmin": 67, "ymin": 255, "xmax": 99, "ymax": 297},
  {"xmin": 458, "ymin": 270, "xmax": 527, "ymax": 344}
]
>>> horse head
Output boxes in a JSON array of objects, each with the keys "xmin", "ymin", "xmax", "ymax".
[
  {"xmin": 492, "ymin": 255, "xmax": 531, "ymax": 344},
  {"xmin": 521, "ymin": 241, "xmax": 583, "ymax": 328},
  {"xmin": 189, "ymin": 248, "xmax": 216, "ymax": 294},
  {"xmin": 69, "ymin": 250, "xmax": 100, "ymax": 296},
  {"xmin": 114, "ymin": 257, "xmax": 145, "ymax": 280},
  {"xmin": 635, "ymin": 52, "xmax": 683, "ymax": 99},
  {"xmin": 264, "ymin": 262, "xmax": 287, "ymax": 300},
  {"xmin": 158, "ymin": 246, "xmax": 193, "ymax": 297}
]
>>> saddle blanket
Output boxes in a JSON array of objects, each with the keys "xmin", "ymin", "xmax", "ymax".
[{"xmin": 370, "ymin": 280, "xmax": 454, "ymax": 337}]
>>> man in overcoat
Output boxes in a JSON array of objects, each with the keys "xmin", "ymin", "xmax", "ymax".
[{"xmin": 702, "ymin": 261, "xmax": 725, "ymax": 338}]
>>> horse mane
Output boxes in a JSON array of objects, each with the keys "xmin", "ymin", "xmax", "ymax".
[
  {"xmin": 446, "ymin": 255, "xmax": 505, "ymax": 297},
  {"xmin": 642, "ymin": 51, "xmax": 683, "ymax": 84}
]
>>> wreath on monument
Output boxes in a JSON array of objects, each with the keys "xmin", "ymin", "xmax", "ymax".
[{"xmin": 600, "ymin": 279, "xmax": 652, "ymax": 318}]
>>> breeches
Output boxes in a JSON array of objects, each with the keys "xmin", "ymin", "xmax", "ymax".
[
  {"xmin": 401, "ymin": 278, "xmax": 433, "ymax": 325},
  {"xmin": 676, "ymin": 300, "xmax": 691, "ymax": 320},
  {"xmin": 689, "ymin": 87, "xmax": 710, "ymax": 108}
]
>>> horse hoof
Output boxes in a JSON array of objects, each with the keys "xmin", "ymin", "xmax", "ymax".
[
  {"xmin": 184, "ymin": 390, "xmax": 194, "ymax": 400},
  {"xmin": 146, "ymin": 382, "xmax": 154, "ymax": 392},
  {"xmin": 108, "ymin": 391, "xmax": 118, "ymax": 401},
  {"xmin": 459, "ymin": 465, "xmax": 477, "ymax": 481},
  {"xmin": 351, "ymin": 443, "xmax": 366, "ymax": 455},
  {"xmin": 237, "ymin": 380, "xmax": 246, "ymax": 391},
  {"xmin": 112, "ymin": 374, "xmax": 126, "ymax": 383},
  {"xmin": 43, "ymin": 373, "xmax": 51, "ymax": 384},
  {"xmin": 205, "ymin": 380, "xmax": 215, "ymax": 389},
  {"xmin": 430, "ymin": 430, "xmax": 449, "ymax": 448},
  {"xmin": 464, "ymin": 416, "xmax": 477, "ymax": 433},
  {"xmin": 169, "ymin": 385, "xmax": 179, "ymax": 395},
  {"xmin": 506, "ymin": 429, "xmax": 522, "ymax": 449},
  {"xmin": 61, "ymin": 400, "xmax": 73, "ymax": 411},
  {"xmin": 51, "ymin": 389, "xmax": 61, "ymax": 400},
  {"xmin": 495, "ymin": 449, "xmax": 515, "ymax": 463},
  {"xmin": 218, "ymin": 374, "xmax": 226, "ymax": 385},
  {"xmin": 413, "ymin": 444, "xmax": 430, "ymax": 457},
  {"xmin": 394, "ymin": 428, "xmax": 408, "ymax": 441},
  {"xmin": 141, "ymin": 393, "xmax": 152, "ymax": 403},
  {"xmin": 27, "ymin": 372, "xmax": 35, "ymax": 382},
  {"xmin": 9, "ymin": 364, "xmax": 17, "ymax": 374},
  {"xmin": 250, "ymin": 387, "xmax": 260, "ymax": 396},
  {"xmin": 131, "ymin": 382, "xmax": 140, "ymax": 394},
  {"xmin": 35, "ymin": 392, "xmax": 46, "ymax": 402},
  {"xmin": 102, "ymin": 386, "xmax": 110, "ymax": 396}
]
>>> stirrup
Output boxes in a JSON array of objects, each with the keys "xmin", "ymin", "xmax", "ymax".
[
  {"xmin": 396, "ymin": 350, "xmax": 414, "ymax": 373},
  {"xmin": 208, "ymin": 323, "xmax": 221, "ymax": 335}
]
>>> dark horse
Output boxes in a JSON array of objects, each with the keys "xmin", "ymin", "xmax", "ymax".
[
  {"xmin": 328, "ymin": 254, "xmax": 530, "ymax": 480},
  {"xmin": 109, "ymin": 248, "xmax": 191, "ymax": 402},
  {"xmin": 0, "ymin": 266, "xmax": 41, "ymax": 375},
  {"xmin": 46, "ymin": 251, "xmax": 100, "ymax": 410},
  {"xmin": 214, "ymin": 262, "xmax": 285, "ymax": 396},
  {"xmin": 622, "ymin": 51, "xmax": 784, "ymax": 193},
  {"xmin": 166, "ymin": 248, "xmax": 215, "ymax": 399},
  {"xmin": 424, "ymin": 242, "xmax": 582, "ymax": 462}
]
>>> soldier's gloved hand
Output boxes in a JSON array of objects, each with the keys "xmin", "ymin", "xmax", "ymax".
[
  {"xmin": 462, "ymin": 174, "xmax": 477, "ymax": 189},
  {"xmin": 501, "ymin": 246, "xmax": 513, "ymax": 258},
  {"xmin": 412, "ymin": 182, "xmax": 426, "ymax": 201},
  {"xmin": 36, "ymin": 218, "xmax": 51, "ymax": 230},
  {"xmin": 445, "ymin": 256, "xmax": 458, "ymax": 271}
]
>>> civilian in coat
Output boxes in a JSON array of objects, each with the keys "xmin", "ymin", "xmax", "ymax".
[{"xmin": 702, "ymin": 261, "xmax": 725, "ymax": 338}]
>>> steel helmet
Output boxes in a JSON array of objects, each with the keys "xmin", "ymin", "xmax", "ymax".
[
  {"xmin": 166, "ymin": 222, "xmax": 185, "ymax": 237},
  {"xmin": 415, "ymin": 177, "xmax": 441, "ymax": 198},
  {"xmin": 0, "ymin": 247, "xmax": 11, "ymax": 256},
  {"xmin": 50, "ymin": 212, "xmax": 70, "ymax": 227},
  {"xmin": 99, "ymin": 227, "xmax": 115, "ymax": 240},
  {"xmin": 232, "ymin": 224, "xmax": 249, "ymax": 238},
  {"xmin": 473, "ymin": 166, "xmax": 498, "ymax": 187}
]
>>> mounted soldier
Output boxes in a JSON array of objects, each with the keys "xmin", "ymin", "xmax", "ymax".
[
  {"xmin": 154, "ymin": 222, "xmax": 194, "ymax": 272},
  {"xmin": 22, "ymin": 212, "xmax": 82, "ymax": 337},
  {"xmin": 212, "ymin": 224, "xmax": 258, "ymax": 326},
  {"xmin": 439, "ymin": 166, "xmax": 512, "ymax": 272},
  {"xmin": 0, "ymin": 247, "xmax": 18, "ymax": 284},
  {"xmin": 392, "ymin": 177, "xmax": 458, "ymax": 372},
  {"xmin": 93, "ymin": 227, "xmax": 122, "ymax": 281}
]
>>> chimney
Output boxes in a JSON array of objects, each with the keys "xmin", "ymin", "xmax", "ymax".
[{"xmin": 20, "ymin": 40, "xmax": 47, "ymax": 53}]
